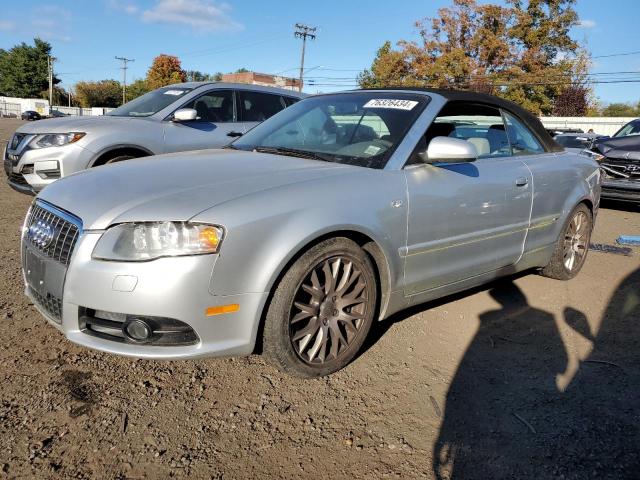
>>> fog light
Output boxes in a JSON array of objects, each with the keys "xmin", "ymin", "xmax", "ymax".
[{"xmin": 124, "ymin": 318, "xmax": 152, "ymax": 342}]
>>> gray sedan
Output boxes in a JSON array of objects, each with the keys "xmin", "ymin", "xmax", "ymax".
[{"xmin": 22, "ymin": 89, "xmax": 601, "ymax": 377}]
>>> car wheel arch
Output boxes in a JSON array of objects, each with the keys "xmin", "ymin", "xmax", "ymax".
[
  {"xmin": 251, "ymin": 229, "xmax": 393, "ymax": 354},
  {"xmin": 90, "ymin": 145, "xmax": 154, "ymax": 167}
]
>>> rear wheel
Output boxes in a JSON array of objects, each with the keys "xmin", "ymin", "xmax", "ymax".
[
  {"xmin": 541, "ymin": 203, "xmax": 592, "ymax": 280},
  {"xmin": 263, "ymin": 237, "xmax": 377, "ymax": 377}
]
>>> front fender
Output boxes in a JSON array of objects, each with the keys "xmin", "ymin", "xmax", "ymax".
[{"xmin": 191, "ymin": 171, "xmax": 408, "ymax": 301}]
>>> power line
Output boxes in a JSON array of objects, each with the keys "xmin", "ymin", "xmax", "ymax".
[
  {"xmin": 294, "ymin": 23, "xmax": 317, "ymax": 92},
  {"xmin": 115, "ymin": 56, "xmax": 134, "ymax": 105},
  {"xmin": 592, "ymin": 50, "xmax": 640, "ymax": 59}
]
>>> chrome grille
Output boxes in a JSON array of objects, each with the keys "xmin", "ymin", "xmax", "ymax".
[
  {"xmin": 24, "ymin": 202, "xmax": 82, "ymax": 266},
  {"xmin": 29, "ymin": 287, "xmax": 63, "ymax": 322}
]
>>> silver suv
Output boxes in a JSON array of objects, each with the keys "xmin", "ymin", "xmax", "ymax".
[{"xmin": 4, "ymin": 82, "xmax": 304, "ymax": 194}]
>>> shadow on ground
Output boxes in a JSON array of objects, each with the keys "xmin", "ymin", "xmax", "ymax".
[{"xmin": 429, "ymin": 269, "xmax": 640, "ymax": 479}]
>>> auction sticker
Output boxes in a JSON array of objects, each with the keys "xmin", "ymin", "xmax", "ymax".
[
  {"xmin": 163, "ymin": 90, "xmax": 187, "ymax": 96},
  {"xmin": 363, "ymin": 99, "xmax": 418, "ymax": 110}
]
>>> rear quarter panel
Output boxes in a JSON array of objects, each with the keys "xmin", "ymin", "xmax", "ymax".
[{"xmin": 522, "ymin": 151, "xmax": 600, "ymax": 259}]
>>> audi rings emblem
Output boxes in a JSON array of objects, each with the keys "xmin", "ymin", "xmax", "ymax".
[{"xmin": 28, "ymin": 220, "xmax": 55, "ymax": 248}]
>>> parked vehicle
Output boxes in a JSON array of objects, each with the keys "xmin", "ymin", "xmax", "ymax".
[
  {"xmin": 545, "ymin": 127, "xmax": 583, "ymax": 136},
  {"xmin": 21, "ymin": 110, "xmax": 42, "ymax": 121},
  {"xmin": 590, "ymin": 118, "xmax": 640, "ymax": 203},
  {"xmin": 22, "ymin": 89, "xmax": 600, "ymax": 377},
  {"xmin": 554, "ymin": 132, "xmax": 604, "ymax": 152},
  {"xmin": 4, "ymin": 82, "xmax": 304, "ymax": 194},
  {"xmin": 48, "ymin": 110, "xmax": 69, "ymax": 118}
]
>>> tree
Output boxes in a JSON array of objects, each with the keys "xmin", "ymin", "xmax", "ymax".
[
  {"xmin": 185, "ymin": 70, "xmax": 220, "ymax": 82},
  {"xmin": 146, "ymin": 54, "xmax": 186, "ymax": 90},
  {"xmin": 552, "ymin": 85, "xmax": 589, "ymax": 116},
  {"xmin": 359, "ymin": 0, "xmax": 588, "ymax": 115},
  {"xmin": 601, "ymin": 103, "xmax": 639, "ymax": 117},
  {"xmin": 74, "ymin": 80, "xmax": 122, "ymax": 108},
  {"xmin": 235, "ymin": 67, "xmax": 250, "ymax": 73},
  {"xmin": 0, "ymin": 38, "xmax": 60, "ymax": 98},
  {"xmin": 126, "ymin": 78, "xmax": 150, "ymax": 101}
]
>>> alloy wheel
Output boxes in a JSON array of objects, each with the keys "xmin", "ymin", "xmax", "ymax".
[
  {"xmin": 563, "ymin": 210, "xmax": 589, "ymax": 272},
  {"xmin": 289, "ymin": 255, "xmax": 370, "ymax": 364}
]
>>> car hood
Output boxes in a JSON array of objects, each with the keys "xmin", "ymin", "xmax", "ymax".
[
  {"xmin": 37, "ymin": 149, "xmax": 357, "ymax": 230},
  {"xmin": 594, "ymin": 135, "xmax": 640, "ymax": 161},
  {"xmin": 16, "ymin": 115, "xmax": 148, "ymax": 134}
]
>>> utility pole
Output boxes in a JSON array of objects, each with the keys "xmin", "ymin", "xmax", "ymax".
[
  {"xmin": 294, "ymin": 24, "xmax": 316, "ymax": 92},
  {"xmin": 115, "ymin": 56, "xmax": 134, "ymax": 104},
  {"xmin": 48, "ymin": 55, "xmax": 56, "ymax": 107}
]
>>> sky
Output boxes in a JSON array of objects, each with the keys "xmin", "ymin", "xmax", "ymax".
[{"xmin": 0, "ymin": 0, "xmax": 639, "ymax": 104}]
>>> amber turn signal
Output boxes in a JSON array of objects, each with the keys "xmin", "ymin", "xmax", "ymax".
[{"xmin": 206, "ymin": 304, "xmax": 240, "ymax": 316}]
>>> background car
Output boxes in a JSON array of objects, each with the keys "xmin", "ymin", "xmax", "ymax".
[
  {"xmin": 4, "ymin": 82, "xmax": 305, "ymax": 194},
  {"xmin": 24, "ymin": 89, "xmax": 600, "ymax": 377},
  {"xmin": 554, "ymin": 132, "xmax": 604, "ymax": 152},
  {"xmin": 21, "ymin": 110, "xmax": 42, "ymax": 121},
  {"xmin": 590, "ymin": 118, "xmax": 640, "ymax": 203},
  {"xmin": 48, "ymin": 110, "xmax": 69, "ymax": 118}
]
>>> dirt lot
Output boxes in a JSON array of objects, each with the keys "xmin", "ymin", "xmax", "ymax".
[{"xmin": 1, "ymin": 118, "xmax": 639, "ymax": 479}]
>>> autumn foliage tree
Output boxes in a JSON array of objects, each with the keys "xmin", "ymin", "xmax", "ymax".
[
  {"xmin": 74, "ymin": 80, "xmax": 122, "ymax": 108},
  {"xmin": 146, "ymin": 54, "xmax": 186, "ymax": 90},
  {"xmin": 359, "ymin": 0, "xmax": 590, "ymax": 115}
]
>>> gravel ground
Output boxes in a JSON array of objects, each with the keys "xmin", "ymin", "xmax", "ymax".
[{"xmin": 1, "ymin": 118, "xmax": 639, "ymax": 479}]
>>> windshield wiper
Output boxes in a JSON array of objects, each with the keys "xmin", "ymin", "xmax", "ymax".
[{"xmin": 253, "ymin": 146, "xmax": 335, "ymax": 162}]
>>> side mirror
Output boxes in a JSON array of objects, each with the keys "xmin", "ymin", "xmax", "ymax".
[
  {"xmin": 418, "ymin": 136, "xmax": 478, "ymax": 164},
  {"xmin": 172, "ymin": 108, "xmax": 198, "ymax": 122}
]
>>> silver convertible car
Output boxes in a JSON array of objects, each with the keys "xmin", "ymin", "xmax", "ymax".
[{"xmin": 22, "ymin": 89, "xmax": 601, "ymax": 377}]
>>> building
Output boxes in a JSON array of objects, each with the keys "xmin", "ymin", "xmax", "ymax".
[
  {"xmin": 221, "ymin": 71, "xmax": 301, "ymax": 91},
  {"xmin": 0, "ymin": 96, "xmax": 50, "ymax": 117}
]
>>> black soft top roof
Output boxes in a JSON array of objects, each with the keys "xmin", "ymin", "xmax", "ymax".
[{"xmin": 363, "ymin": 87, "xmax": 563, "ymax": 153}]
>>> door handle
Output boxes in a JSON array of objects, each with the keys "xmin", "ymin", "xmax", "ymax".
[
  {"xmin": 227, "ymin": 131, "xmax": 243, "ymax": 137},
  {"xmin": 515, "ymin": 177, "xmax": 528, "ymax": 187}
]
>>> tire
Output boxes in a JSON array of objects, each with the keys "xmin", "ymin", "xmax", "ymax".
[
  {"xmin": 540, "ymin": 203, "xmax": 592, "ymax": 280},
  {"xmin": 103, "ymin": 155, "xmax": 135, "ymax": 165},
  {"xmin": 263, "ymin": 237, "xmax": 378, "ymax": 377}
]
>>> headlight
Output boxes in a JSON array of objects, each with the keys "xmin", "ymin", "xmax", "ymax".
[
  {"xmin": 30, "ymin": 132, "xmax": 85, "ymax": 149},
  {"xmin": 92, "ymin": 222, "xmax": 224, "ymax": 261}
]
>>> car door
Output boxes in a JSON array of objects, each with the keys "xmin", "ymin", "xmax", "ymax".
[
  {"xmin": 502, "ymin": 110, "xmax": 574, "ymax": 252},
  {"xmin": 163, "ymin": 89, "xmax": 245, "ymax": 153},
  {"xmin": 236, "ymin": 90, "xmax": 289, "ymax": 133},
  {"xmin": 403, "ymin": 103, "xmax": 533, "ymax": 295}
]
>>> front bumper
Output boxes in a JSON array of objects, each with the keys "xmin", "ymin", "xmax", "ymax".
[
  {"xmin": 24, "ymin": 231, "xmax": 268, "ymax": 359},
  {"xmin": 5, "ymin": 140, "xmax": 90, "ymax": 193},
  {"xmin": 601, "ymin": 178, "xmax": 640, "ymax": 203}
]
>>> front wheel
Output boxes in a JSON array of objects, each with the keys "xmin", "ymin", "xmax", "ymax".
[
  {"xmin": 263, "ymin": 237, "xmax": 378, "ymax": 377},
  {"xmin": 541, "ymin": 203, "xmax": 592, "ymax": 280}
]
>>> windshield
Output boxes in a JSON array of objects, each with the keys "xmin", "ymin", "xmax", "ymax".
[
  {"xmin": 231, "ymin": 92, "xmax": 428, "ymax": 169},
  {"xmin": 613, "ymin": 120, "xmax": 640, "ymax": 138},
  {"xmin": 107, "ymin": 86, "xmax": 193, "ymax": 117},
  {"xmin": 555, "ymin": 136, "xmax": 592, "ymax": 148}
]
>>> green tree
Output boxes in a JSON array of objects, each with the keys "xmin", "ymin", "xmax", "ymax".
[
  {"xmin": 0, "ymin": 38, "xmax": 60, "ymax": 98},
  {"xmin": 74, "ymin": 80, "xmax": 122, "ymax": 108},
  {"xmin": 185, "ymin": 70, "xmax": 219, "ymax": 82},
  {"xmin": 601, "ymin": 103, "xmax": 639, "ymax": 117},
  {"xmin": 359, "ymin": 0, "xmax": 587, "ymax": 115},
  {"xmin": 126, "ymin": 78, "xmax": 150, "ymax": 101},
  {"xmin": 146, "ymin": 54, "xmax": 186, "ymax": 90}
]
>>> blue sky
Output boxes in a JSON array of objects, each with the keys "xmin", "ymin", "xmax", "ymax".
[{"xmin": 0, "ymin": 0, "xmax": 639, "ymax": 104}]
